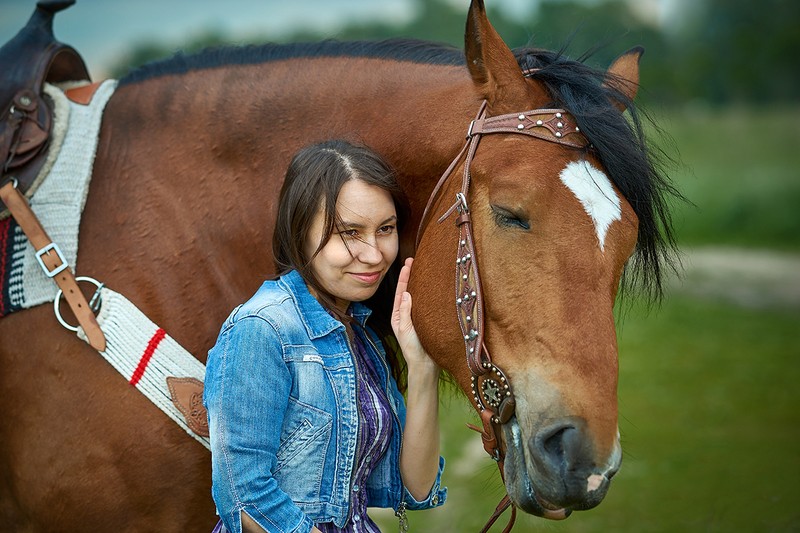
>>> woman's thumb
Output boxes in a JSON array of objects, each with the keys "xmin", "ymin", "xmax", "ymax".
[{"xmin": 400, "ymin": 292, "xmax": 413, "ymax": 326}]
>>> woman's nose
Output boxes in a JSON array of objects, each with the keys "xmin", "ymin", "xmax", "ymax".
[{"xmin": 355, "ymin": 237, "xmax": 383, "ymax": 264}]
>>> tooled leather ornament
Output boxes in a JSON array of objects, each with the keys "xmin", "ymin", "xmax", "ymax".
[{"xmin": 167, "ymin": 377, "xmax": 210, "ymax": 438}]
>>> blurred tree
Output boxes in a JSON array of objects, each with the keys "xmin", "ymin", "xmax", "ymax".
[
  {"xmin": 675, "ymin": 0, "xmax": 800, "ymax": 104},
  {"xmin": 496, "ymin": 1, "xmax": 673, "ymax": 104},
  {"xmin": 109, "ymin": 30, "xmax": 231, "ymax": 79}
]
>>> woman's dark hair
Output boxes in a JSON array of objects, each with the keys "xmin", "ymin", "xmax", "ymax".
[{"xmin": 273, "ymin": 139, "xmax": 410, "ymax": 391}]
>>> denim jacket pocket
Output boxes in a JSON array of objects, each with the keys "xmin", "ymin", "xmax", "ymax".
[{"xmin": 274, "ymin": 397, "xmax": 333, "ymax": 502}]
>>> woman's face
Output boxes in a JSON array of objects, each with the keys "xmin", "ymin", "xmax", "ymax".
[{"xmin": 304, "ymin": 179, "xmax": 399, "ymax": 311}]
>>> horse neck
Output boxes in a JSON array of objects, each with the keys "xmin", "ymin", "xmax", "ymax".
[{"xmin": 117, "ymin": 57, "xmax": 479, "ymax": 232}]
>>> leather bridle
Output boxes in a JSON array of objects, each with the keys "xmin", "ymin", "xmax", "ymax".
[{"xmin": 416, "ymin": 99, "xmax": 588, "ymax": 531}]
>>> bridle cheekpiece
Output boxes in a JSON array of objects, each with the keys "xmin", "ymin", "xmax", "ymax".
[{"xmin": 416, "ymin": 99, "xmax": 589, "ymax": 532}]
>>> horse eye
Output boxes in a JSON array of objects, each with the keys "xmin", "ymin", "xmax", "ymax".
[{"xmin": 491, "ymin": 206, "xmax": 530, "ymax": 231}]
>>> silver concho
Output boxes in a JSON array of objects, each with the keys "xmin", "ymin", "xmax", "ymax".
[{"xmin": 481, "ymin": 379, "xmax": 502, "ymax": 408}]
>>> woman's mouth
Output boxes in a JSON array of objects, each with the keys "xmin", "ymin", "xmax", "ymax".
[{"xmin": 349, "ymin": 271, "xmax": 382, "ymax": 284}]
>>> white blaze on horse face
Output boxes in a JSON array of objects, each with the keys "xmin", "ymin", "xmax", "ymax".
[{"xmin": 559, "ymin": 161, "xmax": 621, "ymax": 251}]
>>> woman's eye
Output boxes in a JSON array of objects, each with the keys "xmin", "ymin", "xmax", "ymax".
[
  {"xmin": 340, "ymin": 229, "xmax": 359, "ymax": 238},
  {"xmin": 378, "ymin": 225, "xmax": 396, "ymax": 235},
  {"xmin": 492, "ymin": 207, "xmax": 530, "ymax": 230}
]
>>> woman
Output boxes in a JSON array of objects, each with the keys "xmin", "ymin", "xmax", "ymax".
[{"xmin": 204, "ymin": 139, "xmax": 446, "ymax": 533}]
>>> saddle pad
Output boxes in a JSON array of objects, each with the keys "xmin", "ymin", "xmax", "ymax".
[
  {"xmin": 78, "ymin": 286, "xmax": 210, "ymax": 449},
  {"xmin": 0, "ymin": 79, "xmax": 117, "ymax": 316}
]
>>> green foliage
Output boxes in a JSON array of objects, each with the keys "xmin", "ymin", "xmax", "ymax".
[{"xmin": 676, "ymin": 0, "xmax": 800, "ymax": 104}]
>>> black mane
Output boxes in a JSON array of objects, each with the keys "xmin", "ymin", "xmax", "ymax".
[
  {"xmin": 119, "ymin": 38, "xmax": 464, "ymax": 86},
  {"xmin": 516, "ymin": 48, "xmax": 680, "ymax": 302}
]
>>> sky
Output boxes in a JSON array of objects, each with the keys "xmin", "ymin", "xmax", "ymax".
[
  {"xmin": 0, "ymin": 0, "xmax": 529, "ymax": 75},
  {"xmin": 0, "ymin": 0, "xmax": 682, "ymax": 76}
]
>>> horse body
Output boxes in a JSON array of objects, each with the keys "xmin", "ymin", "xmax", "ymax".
[
  {"xmin": 0, "ymin": 1, "xmax": 674, "ymax": 529},
  {"xmin": 0, "ymin": 55, "xmax": 477, "ymax": 532}
]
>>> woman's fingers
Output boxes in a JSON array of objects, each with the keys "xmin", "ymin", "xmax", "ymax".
[
  {"xmin": 392, "ymin": 258, "xmax": 414, "ymax": 320},
  {"xmin": 399, "ymin": 291, "xmax": 412, "ymax": 330}
]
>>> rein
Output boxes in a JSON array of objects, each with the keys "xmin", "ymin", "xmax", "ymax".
[{"xmin": 416, "ymin": 99, "xmax": 587, "ymax": 531}]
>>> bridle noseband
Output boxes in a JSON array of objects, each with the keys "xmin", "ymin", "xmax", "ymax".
[{"xmin": 416, "ymin": 99, "xmax": 588, "ymax": 531}]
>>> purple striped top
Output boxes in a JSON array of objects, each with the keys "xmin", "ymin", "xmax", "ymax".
[{"xmin": 317, "ymin": 327, "xmax": 393, "ymax": 532}]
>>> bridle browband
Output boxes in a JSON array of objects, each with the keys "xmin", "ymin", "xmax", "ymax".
[{"xmin": 416, "ymin": 99, "xmax": 588, "ymax": 532}]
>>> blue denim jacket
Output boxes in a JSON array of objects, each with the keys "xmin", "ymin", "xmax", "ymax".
[{"xmin": 204, "ymin": 270, "xmax": 446, "ymax": 533}]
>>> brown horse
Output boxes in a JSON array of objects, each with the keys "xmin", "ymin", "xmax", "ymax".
[{"xmin": 0, "ymin": 0, "xmax": 676, "ymax": 530}]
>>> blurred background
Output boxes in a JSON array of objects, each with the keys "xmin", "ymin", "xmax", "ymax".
[{"xmin": 2, "ymin": 0, "xmax": 798, "ymax": 530}]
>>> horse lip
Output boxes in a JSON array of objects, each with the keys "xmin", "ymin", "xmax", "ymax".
[
  {"xmin": 502, "ymin": 418, "xmax": 571, "ymax": 520},
  {"xmin": 516, "ymin": 473, "xmax": 571, "ymax": 519},
  {"xmin": 536, "ymin": 493, "xmax": 564, "ymax": 511}
]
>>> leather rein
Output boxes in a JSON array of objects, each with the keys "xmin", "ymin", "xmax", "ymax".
[{"xmin": 415, "ymin": 100, "xmax": 588, "ymax": 531}]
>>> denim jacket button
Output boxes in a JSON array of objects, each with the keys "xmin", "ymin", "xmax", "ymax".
[
  {"xmin": 353, "ymin": 484, "xmax": 359, "ymax": 492},
  {"xmin": 353, "ymin": 514, "xmax": 361, "ymax": 522},
  {"xmin": 432, "ymin": 494, "xmax": 439, "ymax": 505}
]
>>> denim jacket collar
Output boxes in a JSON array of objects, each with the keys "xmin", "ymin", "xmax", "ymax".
[{"xmin": 278, "ymin": 269, "xmax": 371, "ymax": 340}]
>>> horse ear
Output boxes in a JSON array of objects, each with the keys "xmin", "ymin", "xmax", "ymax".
[
  {"xmin": 604, "ymin": 46, "xmax": 644, "ymax": 112},
  {"xmin": 464, "ymin": 0, "xmax": 531, "ymax": 104}
]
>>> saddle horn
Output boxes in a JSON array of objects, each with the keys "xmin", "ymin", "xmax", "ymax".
[
  {"xmin": 0, "ymin": 0, "xmax": 90, "ymax": 94},
  {"xmin": 0, "ymin": 0, "xmax": 90, "ymax": 205}
]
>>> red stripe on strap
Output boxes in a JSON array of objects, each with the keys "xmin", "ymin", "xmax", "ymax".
[{"xmin": 130, "ymin": 328, "xmax": 166, "ymax": 386}]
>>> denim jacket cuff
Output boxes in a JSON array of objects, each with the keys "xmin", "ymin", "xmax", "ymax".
[
  {"xmin": 288, "ymin": 514, "xmax": 315, "ymax": 533},
  {"xmin": 239, "ymin": 505, "xmax": 314, "ymax": 533},
  {"xmin": 402, "ymin": 456, "xmax": 448, "ymax": 510}
]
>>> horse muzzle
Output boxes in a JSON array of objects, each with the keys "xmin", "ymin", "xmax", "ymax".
[{"xmin": 502, "ymin": 417, "xmax": 621, "ymax": 518}]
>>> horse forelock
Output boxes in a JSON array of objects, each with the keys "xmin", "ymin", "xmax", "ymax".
[
  {"xmin": 119, "ymin": 39, "xmax": 466, "ymax": 87},
  {"xmin": 514, "ymin": 47, "xmax": 680, "ymax": 304}
]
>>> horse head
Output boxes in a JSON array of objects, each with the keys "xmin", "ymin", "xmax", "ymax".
[{"xmin": 410, "ymin": 0, "xmax": 665, "ymax": 519}]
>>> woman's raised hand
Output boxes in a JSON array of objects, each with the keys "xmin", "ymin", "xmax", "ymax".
[{"xmin": 391, "ymin": 258, "xmax": 437, "ymax": 369}]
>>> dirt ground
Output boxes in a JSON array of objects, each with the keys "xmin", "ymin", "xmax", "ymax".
[{"xmin": 669, "ymin": 246, "xmax": 800, "ymax": 310}]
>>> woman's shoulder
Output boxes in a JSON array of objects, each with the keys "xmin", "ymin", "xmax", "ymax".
[{"xmin": 233, "ymin": 278, "xmax": 298, "ymax": 324}]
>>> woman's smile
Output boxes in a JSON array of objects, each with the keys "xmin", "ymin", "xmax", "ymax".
[{"xmin": 348, "ymin": 271, "xmax": 383, "ymax": 284}]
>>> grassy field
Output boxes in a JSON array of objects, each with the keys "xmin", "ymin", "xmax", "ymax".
[
  {"xmin": 656, "ymin": 105, "xmax": 800, "ymax": 252},
  {"xmin": 372, "ymin": 106, "xmax": 800, "ymax": 531}
]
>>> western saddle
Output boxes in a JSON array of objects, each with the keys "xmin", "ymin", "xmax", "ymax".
[{"xmin": 0, "ymin": 0, "xmax": 90, "ymax": 212}]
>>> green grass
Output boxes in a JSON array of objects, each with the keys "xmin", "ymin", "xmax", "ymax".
[
  {"xmin": 373, "ymin": 294, "xmax": 799, "ymax": 531},
  {"xmin": 654, "ymin": 106, "xmax": 800, "ymax": 251}
]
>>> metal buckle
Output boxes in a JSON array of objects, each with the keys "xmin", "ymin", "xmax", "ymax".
[
  {"xmin": 1, "ymin": 177, "xmax": 19, "ymax": 189},
  {"xmin": 35, "ymin": 242, "xmax": 69, "ymax": 278},
  {"xmin": 53, "ymin": 276, "xmax": 105, "ymax": 332},
  {"xmin": 455, "ymin": 192, "xmax": 469, "ymax": 214}
]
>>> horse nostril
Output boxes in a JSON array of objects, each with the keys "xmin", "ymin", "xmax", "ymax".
[
  {"xmin": 536, "ymin": 423, "xmax": 577, "ymax": 468},
  {"xmin": 544, "ymin": 428, "xmax": 565, "ymax": 461}
]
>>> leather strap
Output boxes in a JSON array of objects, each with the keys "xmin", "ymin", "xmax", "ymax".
[
  {"xmin": 65, "ymin": 81, "xmax": 103, "ymax": 105},
  {"xmin": 480, "ymin": 495, "xmax": 517, "ymax": 533},
  {"xmin": 0, "ymin": 180, "xmax": 105, "ymax": 350},
  {"xmin": 470, "ymin": 107, "xmax": 586, "ymax": 148}
]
